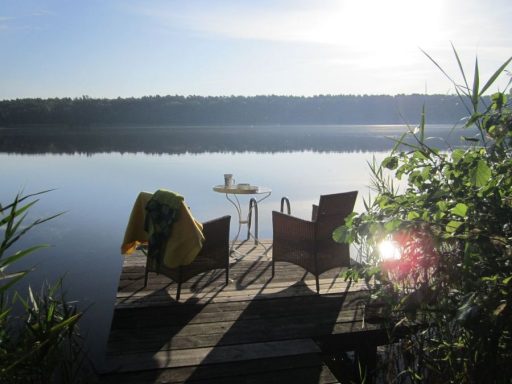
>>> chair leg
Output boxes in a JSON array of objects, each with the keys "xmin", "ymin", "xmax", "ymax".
[
  {"xmin": 271, "ymin": 259, "xmax": 275, "ymax": 278},
  {"xmin": 176, "ymin": 281, "xmax": 181, "ymax": 301},
  {"xmin": 314, "ymin": 254, "xmax": 320, "ymax": 294},
  {"xmin": 225, "ymin": 266, "xmax": 229, "ymax": 286},
  {"xmin": 144, "ymin": 257, "xmax": 149, "ymax": 287},
  {"xmin": 175, "ymin": 267, "xmax": 184, "ymax": 301}
]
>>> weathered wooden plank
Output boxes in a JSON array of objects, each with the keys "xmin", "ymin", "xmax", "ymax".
[
  {"xmin": 117, "ymin": 273, "xmax": 356, "ymax": 293},
  {"xmin": 110, "ymin": 292, "xmax": 369, "ymax": 330},
  {"xmin": 117, "ymin": 286, "xmax": 364, "ymax": 303},
  {"xmin": 107, "ymin": 302, "xmax": 370, "ymax": 354},
  {"xmin": 106, "ymin": 313, "xmax": 369, "ymax": 355},
  {"xmin": 116, "ymin": 277, "xmax": 359, "ymax": 299},
  {"xmin": 109, "ymin": 322, "xmax": 372, "ymax": 355},
  {"xmin": 115, "ymin": 275, "xmax": 367, "ymax": 299},
  {"xmin": 105, "ymin": 338, "xmax": 321, "ymax": 372},
  {"xmin": 120, "ymin": 259, "xmax": 340, "ymax": 277},
  {"xmin": 117, "ymin": 268, "xmax": 325, "ymax": 289},
  {"xmin": 116, "ymin": 274, "xmax": 348, "ymax": 297},
  {"xmin": 107, "ymin": 318, "xmax": 379, "ymax": 357},
  {"xmin": 114, "ymin": 287, "xmax": 368, "ymax": 309},
  {"xmin": 115, "ymin": 281, "xmax": 367, "ymax": 302},
  {"xmin": 101, "ymin": 353, "xmax": 338, "ymax": 384},
  {"xmin": 109, "ymin": 297, "xmax": 363, "ymax": 335}
]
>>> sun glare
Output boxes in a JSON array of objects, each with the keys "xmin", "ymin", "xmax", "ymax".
[
  {"xmin": 379, "ymin": 239, "xmax": 401, "ymax": 261},
  {"xmin": 306, "ymin": 0, "xmax": 444, "ymax": 66}
]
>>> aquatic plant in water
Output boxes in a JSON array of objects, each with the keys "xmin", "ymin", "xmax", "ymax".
[{"xmin": 0, "ymin": 192, "xmax": 90, "ymax": 383}]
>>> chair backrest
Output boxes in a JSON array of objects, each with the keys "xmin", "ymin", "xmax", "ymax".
[
  {"xmin": 317, "ymin": 190, "xmax": 357, "ymax": 218},
  {"xmin": 315, "ymin": 191, "xmax": 358, "ymax": 248}
]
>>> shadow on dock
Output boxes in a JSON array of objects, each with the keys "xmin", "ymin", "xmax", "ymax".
[{"xmin": 101, "ymin": 241, "xmax": 370, "ymax": 383}]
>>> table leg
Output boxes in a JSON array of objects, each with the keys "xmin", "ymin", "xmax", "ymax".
[
  {"xmin": 225, "ymin": 193, "xmax": 244, "ymax": 257},
  {"xmin": 224, "ymin": 191, "xmax": 271, "ymax": 258},
  {"xmin": 246, "ymin": 198, "xmax": 271, "ymax": 256},
  {"xmin": 247, "ymin": 198, "xmax": 258, "ymax": 243}
]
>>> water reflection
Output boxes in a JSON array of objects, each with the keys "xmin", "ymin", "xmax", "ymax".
[
  {"xmin": 0, "ymin": 124, "xmax": 471, "ymax": 372},
  {"xmin": 0, "ymin": 124, "xmax": 471, "ymax": 154}
]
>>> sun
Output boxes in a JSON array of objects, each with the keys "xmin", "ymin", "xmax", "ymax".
[
  {"xmin": 308, "ymin": 0, "xmax": 444, "ymax": 58},
  {"xmin": 378, "ymin": 239, "xmax": 401, "ymax": 261}
]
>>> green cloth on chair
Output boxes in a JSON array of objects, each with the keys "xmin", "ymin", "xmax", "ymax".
[
  {"xmin": 149, "ymin": 189, "xmax": 184, "ymax": 211},
  {"xmin": 122, "ymin": 190, "xmax": 205, "ymax": 269},
  {"xmin": 144, "ymin": 189, "xmax": 184, "ymax": 270}
]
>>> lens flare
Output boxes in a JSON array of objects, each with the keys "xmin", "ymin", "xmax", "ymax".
[{"xmin": 379, "ymin": 239, "xmax": 401, "ymax": 261}]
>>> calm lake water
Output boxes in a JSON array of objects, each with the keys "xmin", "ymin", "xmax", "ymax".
[{"xmin": 0, "ymin": 124, "xmax": 466, "ymax": 369}]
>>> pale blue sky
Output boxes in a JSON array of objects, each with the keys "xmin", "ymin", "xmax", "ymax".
[{"xmin": 1, "ymin": 0, "xmax": 511, "ymax": 99}]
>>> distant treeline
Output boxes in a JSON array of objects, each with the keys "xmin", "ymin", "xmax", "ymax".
[{"xmin": 0, "ymin": 94, "xmax": 472, "ymax": 127}]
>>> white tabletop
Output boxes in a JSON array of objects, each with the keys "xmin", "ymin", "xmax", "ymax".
[{"xmin": 213, "ymin": 185, "xmax": 271, "ymax": 195}]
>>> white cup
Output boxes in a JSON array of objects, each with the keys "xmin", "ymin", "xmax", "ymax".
[{"xmin": 224, "ymin": 174, "xmax": 234, "ymax": 187}]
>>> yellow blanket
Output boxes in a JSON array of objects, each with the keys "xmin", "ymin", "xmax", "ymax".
[{"xmin": 121, "ymin": 191, "xmax": 205, "ymax": 268}]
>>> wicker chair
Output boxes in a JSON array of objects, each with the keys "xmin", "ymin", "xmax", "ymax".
[
  {"xmin": 144, "ymin": 215, "xmax": 231, "ymax": 301},
  {"xmin": 272, "ymin": 191, "xmax": 358, "ymax": 293}
]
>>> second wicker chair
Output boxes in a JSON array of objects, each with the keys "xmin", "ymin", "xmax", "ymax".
[{"xmin": 272, "ymin": 191, "xmax": 358, "ymax": 293}]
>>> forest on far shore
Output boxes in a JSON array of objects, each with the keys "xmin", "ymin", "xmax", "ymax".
[{"xmin": 0, "ymin": 94, "xmax": 473, "ymax": 127}]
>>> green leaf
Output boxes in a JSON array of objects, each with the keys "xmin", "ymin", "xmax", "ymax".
[
  {"xmin": 503, "ymin": 276, "xmax": 512, "ymax": 285},
  {"xmin": 451, "ymin": 43, "xmax": 470, "ymax": 94},
  {"xmin": 472, "ymin": 57, "xmax": 480, "ymax": 109},
  {"xmin": 479, "ymin": 56, "xmax": 512, "ymax": 96},
  {"xmin": 391, "ymin": 130, "xmax": 410, "ymax": 153},
  {"xmin": 333, "ymin": 226, "xmax": 352, "ymax": 244},
  {"xmin": 49, "ymin": 313, "xmax": 81, "ymax": 334},
  {"xmin": 466, "ymin": 112, "xmax": 484, "ymax": 127},
  {"xmin": 469, "ymin": 159, "xmax": 491, "ymax": 187},
  {"xmin": 413, "ymin": 151, "xmax": 428, "ymax": 161},
  {"xmin": 446, "ymin": 220, "xmax": 463, "ymax": 233},
  {"xmin": 0, "ymin": 308, "xmax": 11, "ymax": 321},
  {"xmin": 0, "ymin": 270, "xmax": 29, "ymax": 294},
  {"xmin": 407, "ymin": 211, "xmax": 420, "ymax": 220},
  {"xmin": 344, "ymin": 212, "xmax": 357, "ymax": 227},
  {"xmin": 0, "ymin": 190, "xmax": 54, "ymax": 214},
  {"xmin": 422, "ymin": 46, "xmax": 461, "ymax": 91},
  {"xmin": 384, "ymin": 219, "xmax": 401, "ymax": 231},
  {"xmin": 462, "ymin": 136, "xmax": 480, "ymax": 142},
  {"xmin": 451, "ymin": 149, "xmax": 465, "ymax": 163},
  {"xmin": 451, "ymin": 203, "xmax": 468, "ymax": 218},
  {"xmin": 47, "ymin": 301, "xmax": 57, "ymax": 322},
  {"xmin": 494, "ymin": 303, "xmax": 507, "ymax": 316},
  {"xmin": 0, "ymin": 245, "xmax": 48, "ymax": 270},
  {"xmin": 0, "ymin": 200, "xmax": 37, "ymax": 227},
  {"xmin": 382, "ymin": 156, "xmax": 398, "ymax": 170},
  {"xmin": 491, "ymin": 92, "xmax": 506, "ymax": 109},
  {"xmin": 436, "ymin": 201, "xmax": 448, "ymax": 212},
  {"xmin": 419, "ymin": 105, "xmax": 426, "ymax": 143}
]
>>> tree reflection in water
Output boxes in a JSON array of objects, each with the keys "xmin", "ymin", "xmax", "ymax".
[{"xmin": 0, "ymin": 124, "xmax": 471, "ymax": 155}]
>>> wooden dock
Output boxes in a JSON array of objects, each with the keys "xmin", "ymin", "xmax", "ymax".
[{"xmin": 101, "ymin": 240, "xmax": 378, "ymax": 384}]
